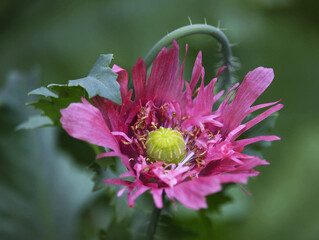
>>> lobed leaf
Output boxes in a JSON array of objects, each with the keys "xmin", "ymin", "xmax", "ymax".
[
  {"xmin": 19, "ymin": 54, "xmax": 121, "ymax": 129},
  {"xmin": 68, "ymin": 54, "xmax": 121, "ymax": 105}
]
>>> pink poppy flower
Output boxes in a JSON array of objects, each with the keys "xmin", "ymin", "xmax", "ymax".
[{"xmin": 60, "ymin": 40, "xmax": 283, "ymax": 210}]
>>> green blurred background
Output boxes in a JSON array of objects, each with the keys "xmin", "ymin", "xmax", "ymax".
[{"xmin": 1, "ymin": 0, "xmax": 319, "ymax": 239}]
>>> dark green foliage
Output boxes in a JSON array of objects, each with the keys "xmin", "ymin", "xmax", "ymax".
[
  {"xmin": 206, "ymin": 185, "xmax": 233, "ymax": 214},
  {"xmin": 0, "ymin": 70, "xmax": 94, "ymax": 240}
]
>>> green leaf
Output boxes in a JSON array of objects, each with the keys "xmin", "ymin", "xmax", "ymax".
[
  {"xmin": 206, "ymin": 186, "xmax": 233, "ymax": 214},
  {"xmin": 99, "ymin": 218, "xmax": 132, "ymax": 240},
  {"xmin": 156, "ymin": 214, "xmax": 199, "ymax": 240},
  {"xmin": 21, "ymin": 54, "xmax": 122, "ymax": 129},
  {"xmin": 27, "ymin": 85, "xmax": 86, "ymax": 126},
  {"xmin": 16, "ymin": 114, "xmax": 53, "ymax": 130},
  {"xmin": 29, "ymin": 86, "xmax": 58, "ymax": 98},
  {"xmin": 90, "ymin": 164, "xmax": 110, "ymax": 192},
  {"xmin": 68, "ymin": 54, "xmax": 122, "ymax": 105}
]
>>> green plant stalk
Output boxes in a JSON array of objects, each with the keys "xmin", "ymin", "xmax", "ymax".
[
  {"xmin": 143, "ymin": 24, "xmax": 234, "ymax": 90},
  {"xmin": 146, "ymin": 206, "xmax": 162, "ymax": 240}
]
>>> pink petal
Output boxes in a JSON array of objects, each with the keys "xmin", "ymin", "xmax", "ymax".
[
  {"xmin": 217, "ymin": 172, "xmax": 260, "ymax": 184},
  {"xmin": 222, "ymin": 67, "xmax": 275, "ymax": 134},
  {"xmin": 132, "ymin": 58, "xmax": 147, "ymax": 101},
  {"xmin": 146, "ymin": 40, "xmax": 180, "ymax": 101},
  {"xmin": 245, "ymin": 104, "xmax": 284, "ymax": 130},
  {"xmin": 247, "ymin": 100, "xmax": 281, "ymax": 116},
  {"xmin": 226, "ymin": 124, "xmax": 246, "ymax": 142},
  {"xmin": 91, "ymin": 96, "xmax": 113, "ymax": 129},
  {"xmin": 117, "ymin": 187, "xmax": 127, "ymax": 197},
  {"xmin": 128, "ymin": 185, "xmax": 149, "ymax": 207},
  {"xmin": 104, "ymin": 178, "xmax": 132, "ymax": 186},
  {"xmin": 112, "ymin": 64, "xmax": 129, "ymax": 100},
  {"xmin": 234, "ymin": 135, "xmax": 280, "ymax": 151},
  {"xmin": 150, "ymin": 188, "xmax": 164, "ymax": 208},
  {"xmin": 97, "ymin": 151, "xmax": 130, "ymax": 169},
  {"xmin": 190, "ymin": 51, "xmax": 203, "ymax": 91},
  {"xmin": 170, "ymin": 176, "xmax": 222, "ymax": 210},
  {"xmin": 191, "ymin": 66, "xmax": 224, "ymax": 115},
  {"xmin": 120, "ymin": 171, "xmax": 134, "ymax": 178},
  {"xmin": 177, "ymin": 44, "xmax": 188, "ymax": 92},
  {"xmin": 60, "ymin": 98, "xmax": 119, "ymax": 151}
]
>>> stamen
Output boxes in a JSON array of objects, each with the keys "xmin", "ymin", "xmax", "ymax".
[{"xmin": 121, "ymin": 140, "xmax": 132, "ymax": 145}]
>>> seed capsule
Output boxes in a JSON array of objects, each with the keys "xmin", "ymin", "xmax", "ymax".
[{"xmin": 145, "ymin": 127, "xmax": 186, "ymax": 164}]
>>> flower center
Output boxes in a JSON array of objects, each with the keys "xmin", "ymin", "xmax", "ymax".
[{"xmin": 145, "ymin": 127, "xmax": 186, "ymax": 164}]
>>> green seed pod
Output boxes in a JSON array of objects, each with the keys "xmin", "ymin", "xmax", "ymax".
[{"xmin": 145, "ymin": 127, "xmax": 186, "ymax": 164}]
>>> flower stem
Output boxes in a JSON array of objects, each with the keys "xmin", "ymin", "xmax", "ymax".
[
  {"xmin": 146, "ymin": 205, "xmax": 162, "ymax": 240},
  {"xmin": 143, "ymin": 24, "xmax": 235, "ymax": 91}
]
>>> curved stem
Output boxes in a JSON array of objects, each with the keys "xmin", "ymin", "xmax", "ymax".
[
  {"xmin": 146, "ymin": 206, "xmax": 162, "ymax": 240},
  {"xmin": 144, "ymin": 24, "xmax": 235, "ymax": 90}
]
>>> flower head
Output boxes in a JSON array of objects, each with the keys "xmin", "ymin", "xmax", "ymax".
[{"xmin": 60, "ymin": 40, "xmax": 283, "ymax": 210}]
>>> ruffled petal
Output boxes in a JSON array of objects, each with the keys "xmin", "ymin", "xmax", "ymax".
[
  {"xmin": 146, "ymin": 40, "xmax": 180, "ymax": 102},
  {"xmin": 167, "ymin": 176, "xmax": 222, "ymax": 210},
  {"xmin": 104, "ymin": 178, "xmax": 132, "ymax": 186},
  {"xmin": 128, "ymin": 185, "xmax": 149, "ymax": 207},
  {"xmin": 234, "ymin": 135, "xmax": 280, "ymax": 151},
  {"xmin": 132, "ymin": 57, "xmax": 147, "ymax": 101},
  {"xmin": 221, "ymin": 67, "xmax": 275, "ymax": 134},
  {"xmin": 190, "ymin": 51, "xmax": 203, "ymax": 91},
  {"xmin": 217, "ymin": 173, "xmax": 257, "ymax": 184},
  {"xmin": 112, "ymin": 64, "xmax": 129, "ymax": 100},
  {"xmin": 97, "ymin": 151, "xmax": 131, "ymax": 169},
  {"xmin": 245, "ymin": 104, "xmax": 284, "ymax": 130},
  {"xmin": 150, "ymin": 188, "xmax": 164, "ymax": 208},
  {"xmin": 60, "ymin": 98, "xmax": 119, "ymax": 151}
]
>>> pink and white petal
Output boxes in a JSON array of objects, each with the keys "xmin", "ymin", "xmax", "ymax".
[
  {"xmin": 150, "ymin": 188, "xmax": 164, "ymax": 208},
  {"xmin": 60, "ymin": 98, "xmax": 119, "ymax": 151},
  {"xmin": 117, "ymin": 187, "xmax": 127, "ymax": 197}
]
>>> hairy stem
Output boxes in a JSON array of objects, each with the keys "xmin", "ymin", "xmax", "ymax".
[
  {"xmin": 144, "ymin": 24, "xmax": 235, "ymax": 91},
  {"xmin": 146, "ymin": 206, "xmax": 162, "ymax": 240}
]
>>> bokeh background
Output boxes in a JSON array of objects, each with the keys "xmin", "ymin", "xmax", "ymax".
[{"xmin": 1, "ymin": 0, "xmax": 319, "ymax": 239}]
